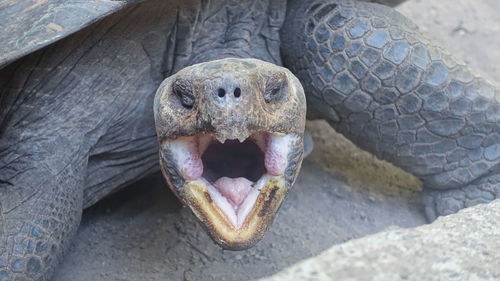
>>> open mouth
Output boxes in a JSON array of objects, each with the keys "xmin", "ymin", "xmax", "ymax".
[{"xmin": 161, "ymin": 132, "xmax": 298, "ymax": 248}]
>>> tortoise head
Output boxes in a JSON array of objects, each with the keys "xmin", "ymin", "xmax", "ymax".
[{"xmin": 153, "ymin": 58, "xmax": 306, "ymax": 250}]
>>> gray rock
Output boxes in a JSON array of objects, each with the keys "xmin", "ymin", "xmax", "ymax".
[{"xmin": 257, "ymin": 199, "xmax": 500, "ymax": 281}]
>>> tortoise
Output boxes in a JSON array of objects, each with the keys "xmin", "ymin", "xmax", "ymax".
[{"xmin": 0, "ymin": 0, "xmax": 499, "ymax": 280}]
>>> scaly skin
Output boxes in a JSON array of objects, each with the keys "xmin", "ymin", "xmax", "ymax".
[
  {"xmin": 0, "ymin": 2, "xmax": 174, "ymax": 279},
  {"xmin": 281, "ymin": 0, "xmax": 500, "ymax": 221},
  {"xmin": 0, "ymin": 0, "xmax": 285, "ymax": 279}
]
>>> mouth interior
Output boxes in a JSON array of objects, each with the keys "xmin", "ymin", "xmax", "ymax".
[
  {"xmin": 202, "ymin": 139, "xmax": 265, "ymax": 183},
  {"xmin": 166, "ymin": 132, "xmax": 294, "ymax": 229},
  {"xmin": 201, "ymin": 139, "xmax": 266, "ymax": 215}
]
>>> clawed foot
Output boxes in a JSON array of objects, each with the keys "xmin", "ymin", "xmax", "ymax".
[{"xmin": 422, "ymin": 174, "xmax": 500, "ymax": 221}]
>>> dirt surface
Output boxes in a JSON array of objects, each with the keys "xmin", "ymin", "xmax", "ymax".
[{"xmin": 53, "ymin": 1, "xmax": 500, "ymax": 280}]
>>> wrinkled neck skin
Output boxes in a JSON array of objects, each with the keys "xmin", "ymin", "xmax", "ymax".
[
  {"xmin": 154, "ymin": 0, "xmax": 307, "ymax": 251},
  {"xmin": 167, "ymin": 0, "xmax": 287, "ymax": 73}
]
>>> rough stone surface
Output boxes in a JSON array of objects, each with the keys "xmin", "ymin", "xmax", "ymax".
[{"xmin": 258, "ymin": 199, "xmax": 500, "ymax": 281}]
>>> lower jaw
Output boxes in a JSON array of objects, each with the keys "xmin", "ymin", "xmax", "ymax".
[{"xmin": 183, "ymin": 175, "xmax": 286, "ymax": 250}]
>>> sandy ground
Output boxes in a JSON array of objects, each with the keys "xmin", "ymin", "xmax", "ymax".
[{"xmin": 53, "ymin": 1, "xmax": 500, "ymax": 280}]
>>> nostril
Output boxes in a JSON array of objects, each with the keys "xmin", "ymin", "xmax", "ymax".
[
  {"xmin": 218, "ymin": 88, "xmax": 226, "ymax": 98},
  {"xmin": 234, "ymin": 88, "xmax": 241, "ymax": 98}
]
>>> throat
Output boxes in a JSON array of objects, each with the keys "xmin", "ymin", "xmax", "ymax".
[
  {"xmin": 169, "ymin": 1, "xmax": 285, "ymax": 72},
  {"xmin": 202, "ymin": 139, "xmax": 266, "ymax": 210},
  {"xmin": 202, "ymin": 139, "xmax": 265, "ymax": 183}
]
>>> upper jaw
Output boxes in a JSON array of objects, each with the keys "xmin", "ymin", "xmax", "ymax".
[{"xmin": 159, "ymin": 131, "xmax": 302, "ymax": 249}]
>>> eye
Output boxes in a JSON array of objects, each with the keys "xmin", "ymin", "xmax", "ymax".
[
  {"xmin": 264, "ymin": 75, "xmax": 287, "ymax": 103},
  {"xmin": 173, "ymin": 80, "xmax": 195, "ymax": 109}
]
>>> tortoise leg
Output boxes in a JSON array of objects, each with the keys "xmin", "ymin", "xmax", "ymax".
[
  {"xmin": 0, "ymin": 63, "xmax": 92, "ymax": 279},
  {"xmin": 0, "ymin": 144, "xmax": 84, "ymax": 281},
  {"xmin": 281, "ymin": 0, "xmax": 500, "ymax": 221},
  {"xmin": 0, "ymin": 8, "xmax": 166, "ymax": 277}
]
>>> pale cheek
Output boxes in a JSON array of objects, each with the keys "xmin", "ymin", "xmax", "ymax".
[
  {"xmin": 181, "ymin": 153, "xmax": 203, "ymax": 180},
  {"xmin": 265, "ymin": 134, "xmax": 292, "ymax": 176},
  {"xmin": 265, "ymin": 150, "xmax": 286, "ymax": 176},
  {"xmin": 168, "ymin": 136, "xmax": 203, "ymax": 180}
]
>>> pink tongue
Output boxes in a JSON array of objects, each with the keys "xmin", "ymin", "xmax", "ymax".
[{"xmin": 214, "ymin": 177, "xmax": 254, "ymax": 207}]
